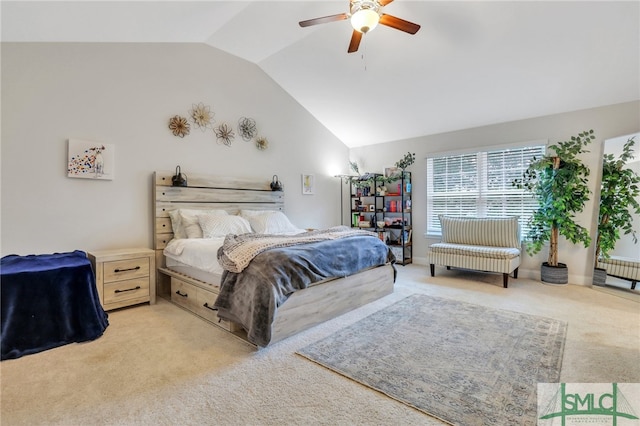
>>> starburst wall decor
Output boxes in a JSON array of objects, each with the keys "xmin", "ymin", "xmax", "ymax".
[
  {"xmin": 190, "ymin": 102, "xmax": 214, "ymax": 132},
  {"xmin": 167, "ymin": 103, "xmax": 270, "ymax": 151},
  {"xmin": 255, "ymin": 136, "xmax": 269, "ymax": 151},
  {"xmin": 168, "ymin": 115, "xmax": 190, "ymax": 138},
  {"xmin": 238, "ymin": 117, "xmax": 257, "ymax": 141},
  {"xmin": 215, "ymin": 123, "xmax": 235, "ymax": 146}
]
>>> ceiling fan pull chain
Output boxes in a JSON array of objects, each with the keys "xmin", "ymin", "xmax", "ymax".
[{"xmin": 362, "ymin": 38, "xmax": 367, "ymax": 71}]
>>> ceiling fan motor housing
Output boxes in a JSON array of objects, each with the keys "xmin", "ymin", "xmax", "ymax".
[{"xmin": 350, "ymin": 0, "xmax": 382, "ymax": 33}]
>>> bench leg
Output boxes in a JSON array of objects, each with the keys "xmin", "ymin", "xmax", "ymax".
[
  {"xmin": 446, "ymin": 266, "xmax": 451, "ymax": 270},
  {"xmin": 503, "ymin": 273, "xmax": 509, "ymax": 288},
  {"xmin": 513, "ymin": 267, "xmax": 519, "ymax": 279},
  {"xmin": 632, "ymin": 280, "xmax": 637, "ymax": 290},
  {"xmin": 430, "ymin": 264, "xmax": 435, "ymax": 277}
]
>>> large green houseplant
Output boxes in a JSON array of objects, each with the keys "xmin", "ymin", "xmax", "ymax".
[
  {"xmin": 593, "ymin": 136, "xmax": 640, "ymax": 285},
  {"xmin": 513, "ymin": 130, "xmax": 595, "ymax": 284}
]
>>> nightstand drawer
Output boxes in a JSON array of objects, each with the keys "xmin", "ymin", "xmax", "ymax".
[
  {"xmin": 104, "ymin": 277, "xmax": 150, "ymax": 305},
  {"xmin": 103, "ymin": 257, "xmax": 150, "ymax": 283}
]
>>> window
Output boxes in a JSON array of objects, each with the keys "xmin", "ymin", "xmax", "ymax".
[{"xmin": 426, "ymin": 143, "xmax": 546, "ymax": 238}]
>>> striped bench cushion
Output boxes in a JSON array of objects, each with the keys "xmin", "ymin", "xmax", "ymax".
[
  {"xmin": 596, "ymin": 256, "xmax": 640, "ymax": 281},
  {"xmin": 439, "ymin": 215, "xmax": 521, "ymax": 248},
  {"xmin": 430, "ymin": 243, "xmax": 520, "ymax": 260}
]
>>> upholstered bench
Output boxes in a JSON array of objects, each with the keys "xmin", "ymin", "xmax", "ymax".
[
  {"xmin": 596, "ymin": 256, "xmax": 639, "ymax": 289},
  {"xmin": 426, "ymin": 216, "xmax": 521, "ymax": 288}
]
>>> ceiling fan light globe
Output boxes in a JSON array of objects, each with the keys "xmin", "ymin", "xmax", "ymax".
[{"xmin": 351, "ymin": 9, "xmax": 379, "ymax": 33}]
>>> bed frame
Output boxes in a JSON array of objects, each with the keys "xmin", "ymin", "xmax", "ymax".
[{"xmin": 153, "ymin": 170, "xmax": 395, "ymax": 346}]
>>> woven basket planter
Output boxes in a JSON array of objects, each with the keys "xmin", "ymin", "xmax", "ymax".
[
  {"xmin": 541, "ymin": 262, "xmax": 568, "ymax": 284},
  {"xmin": 592, "ymin": 267, "xmax": 607, "ymax": 286}
]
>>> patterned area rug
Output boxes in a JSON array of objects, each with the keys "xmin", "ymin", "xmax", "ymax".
[{"xmin": 296, "ymin": 294, "xmax": 566, "ymax": 425}]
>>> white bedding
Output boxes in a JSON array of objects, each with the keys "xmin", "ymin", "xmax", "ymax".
[
  {"xmin": 164, "ymin": 237, "xmax": 226, "ymax": 276},
  {"xmin": 163, "ymin": 223, "xmax": 307, "ymax": 279}
]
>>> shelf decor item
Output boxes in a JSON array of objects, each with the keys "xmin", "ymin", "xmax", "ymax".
[
  {"xmin": 513, "ymin": 130, "xmax": 594, "ymax": 284},
  {"xmin": 395, "ymin": 152, "xmax": 416, "ymax": 171}
]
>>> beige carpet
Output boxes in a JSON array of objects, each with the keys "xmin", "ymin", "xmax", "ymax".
[
  {"xmin": 297, "ymin": 294, "xmax": 566, "ymax": 425},
  {"xmin": 1, "ymin": 265, "xmax": 639, "ymax": 425}
]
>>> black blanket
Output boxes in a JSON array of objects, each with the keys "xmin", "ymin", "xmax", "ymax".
[
  {"xmin": 1, "ymin": 250, "xmax": 109, "ymax": 360},
  {"xmin": 214, "ymin": 235, "xmax": 395, "ymax": 347}
]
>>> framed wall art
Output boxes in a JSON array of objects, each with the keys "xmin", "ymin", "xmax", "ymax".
[
  {"xmin": 67, "ymin": 139, "xmax": 114, "ymax": 180},
  {"xmin": 302, "ymin": 174, "xmax": 315, "ymax": 195}
]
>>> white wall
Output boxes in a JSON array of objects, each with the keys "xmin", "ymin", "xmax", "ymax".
[
  {"xmin": 3, "ymin": 42, "xmax": 639, "ymax": 287},
  {"xmin": 1, "ymin": 43, "xmax": 349, "ymax": 255},
  {"xmin": 351, "ymin": 101, "xmax": 640, "ymax": 285}
]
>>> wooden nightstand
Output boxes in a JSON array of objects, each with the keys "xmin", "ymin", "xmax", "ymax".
[{"xmin": 88, "ymin": 248, "xmax": 156, "ymax": 311}]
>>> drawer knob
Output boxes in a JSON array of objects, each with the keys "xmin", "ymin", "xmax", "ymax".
[
  {"xmin": 114, "ymin": 266, "xmax": 141, "ymax": 273},
  {"xmin": 175, "ymin": 290, "xmax": 188, "ymax": 298},
  {"xmin": 115, "ymin": 286, "xmax": 141, "ymax": 294}
]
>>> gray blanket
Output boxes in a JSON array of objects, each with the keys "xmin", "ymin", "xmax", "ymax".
[{"xmin": 214, "ymin": 234, "xmax": 395, "ymax": 347}]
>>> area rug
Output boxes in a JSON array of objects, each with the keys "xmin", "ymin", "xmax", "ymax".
[{"xmin": 296, "ymin": 294, "xmax": 566, "ymax": 425}]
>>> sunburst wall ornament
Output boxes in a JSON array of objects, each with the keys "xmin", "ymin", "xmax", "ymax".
[
  {"xmin": 215, "ymin": 123, "xmax": 235, "ymax": 146},
  {"xmin": 169, "ymin": 115, "xmax": 190, "ymax": 138},
  {"xmin": 190, "ymin": 102, "xmax": 214, "ymax": 132},
  {"xmin": 238, "ymin": 117, "xmax": 257, "ymax": 141},
  {"xmin": 255, "ymin": 136, "xmax": 269, "ymax": 151}
]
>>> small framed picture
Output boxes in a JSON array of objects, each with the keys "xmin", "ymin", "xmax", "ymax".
[
  {"xmin": 368, "ymin": 205, "xmax": 375, "ymax": 212},
  {"xmin": 302, "ymin": 174, "xmax": 315, "ymax": 195},
  {"xmin": 384, "ymin": 166, "xmax": 399, "ymax": 178},
  {"xmin": 67, "ymin": 139, "xmax": 115, "ymax": 180}
]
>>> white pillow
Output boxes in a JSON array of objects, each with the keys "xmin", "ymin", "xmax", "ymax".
[
  {"xmin": 239, "ymin": 209, "xmax": 278, "ymax": 217},
  {"xmin": 243, "ymin": 211, "xmax": 301, "ymax": 234},
  {"xmin": 168, "ymin": 209, "xmax": 187, "ymax": 239},
  {"xmin": 177, "ymin": 209, "xmax": 228, "ymax": 239},
  {"xmin": 198, "ymin": 215, "xmax": 252, "ymax": 238}
]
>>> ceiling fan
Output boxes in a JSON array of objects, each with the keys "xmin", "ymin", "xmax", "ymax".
[{"xmin": 299, "ymin": 0, "xmax": 421, "ymax": 53}]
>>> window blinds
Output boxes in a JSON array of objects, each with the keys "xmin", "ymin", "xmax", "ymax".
[{"xmin": 427, "ymin": 145, "xmax": 545, "ymax": 238}]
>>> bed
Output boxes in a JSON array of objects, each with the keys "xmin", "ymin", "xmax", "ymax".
[{"xmin": 153, "ymin": 171, "xmax": 396, "ymax": 347}]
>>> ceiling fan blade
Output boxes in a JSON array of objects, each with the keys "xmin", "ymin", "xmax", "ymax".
[
  {"xmin": 347, "ymin": 30, "xmax": 362, "ymax": 53},
  {"xmin": 379, "ymin": 0, "xmax": 395, "ymax": 6},
  {"xmin": 299, "ymin": 13, "xmax": 349, "ymax": 27},
  {"xmin": 379, "ymin": 14, "xmax": 421, "ymax": 34},
  {"xmin": 348, "ymin": 30, "xmax": 363, "ymax": 53}
]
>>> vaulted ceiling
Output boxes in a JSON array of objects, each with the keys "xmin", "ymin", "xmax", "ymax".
[{"xmin": 2, "ymin": 1, "xmax": 639, "ymax": 147}]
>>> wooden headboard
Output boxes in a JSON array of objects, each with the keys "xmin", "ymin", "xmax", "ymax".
[{"xmin": 153, "ymin": 170, "xmax": 284, "ymax": 268}]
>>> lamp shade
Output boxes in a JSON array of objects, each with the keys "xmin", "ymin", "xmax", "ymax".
[{"xmin": 351, "ymin": 9, "xmax": 379, "ymax": 33}]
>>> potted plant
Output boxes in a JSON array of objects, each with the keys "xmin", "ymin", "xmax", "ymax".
[
  {"xmin": 513, "ymin": 130, "xmax": 594, "ymax": 284},
  {"xmin": 593, "ymin": 136, "xmax": 640, "ymax": 285}
]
